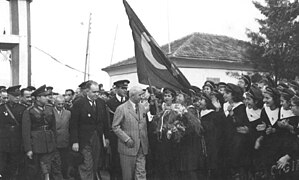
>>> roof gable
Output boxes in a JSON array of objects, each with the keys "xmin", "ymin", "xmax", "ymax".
[{"xmin": 102, "ymin": 32, "xmax": 253, "ymax": 70}]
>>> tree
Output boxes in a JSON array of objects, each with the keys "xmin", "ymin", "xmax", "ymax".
[{"xmin": 247, "ymin": 0, "xmax": 299, "ymax": 82}]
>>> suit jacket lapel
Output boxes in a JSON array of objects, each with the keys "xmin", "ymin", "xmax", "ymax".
[
  {"xmin": 127, "ymin": 101, "xmax": 139, "ymax": 121},
  {"xmin": 84, "ymin": 97, "xmax": 97, "ymax": 120}
]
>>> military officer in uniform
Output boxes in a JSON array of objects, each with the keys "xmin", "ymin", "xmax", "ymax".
[
  {"xmin": 106, "ymin": 80, "xmax": 130, "ymax": 180},
  {"xmin": 22, "ymin": 85, "xmax": 63, "ymax": 180},
  {"xmin": 20, "ymin": 88, "xmax": 33, "ymax": 107},
  {"xmin": 0, "ymin": 85, "xmax": 26, "ymax": 179}
]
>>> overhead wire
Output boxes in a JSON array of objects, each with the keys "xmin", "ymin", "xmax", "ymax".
[{"xmin": 30, "ymin": 45, "xmax": 92, "ymax": 76}]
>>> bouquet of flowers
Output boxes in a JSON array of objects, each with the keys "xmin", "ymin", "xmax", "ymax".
[{"xmin": 152, "ymin": 103, "xmax": 202, "ymax": 143}]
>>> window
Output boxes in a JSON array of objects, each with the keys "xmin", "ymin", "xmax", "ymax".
[{"xmin": 206, "ymin": 77, "xmax": 220, "ymax": 83}]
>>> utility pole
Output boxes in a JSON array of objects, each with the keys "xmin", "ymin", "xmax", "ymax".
[{"xmin": 84, "ymin": 13, "xmax": 92, "ymax": 81}]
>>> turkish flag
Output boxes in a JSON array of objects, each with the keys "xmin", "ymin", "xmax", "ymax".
[{"xmin": 123, "ymin": 0, "xmax": 191, "ymax": 93}]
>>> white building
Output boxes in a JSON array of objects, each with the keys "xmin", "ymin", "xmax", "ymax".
[{"xmin": 102, "ymin": 33, "xmax": 255, "ymax": 89}]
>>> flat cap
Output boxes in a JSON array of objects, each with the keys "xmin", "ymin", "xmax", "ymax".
[
  {"xmin": 7, "ymin": 85, "xmax": 21, "ymax": 96},
  {"xmin": 241, "ymin": 75, "xmax": 251, "ymax": 91},
  {"xmin": 31, "ymin": 85, "xmax": 49, "ymax": 97},
  {"xmin": 246, "ymin": 86, "xmax": 263, "ymax": 100},
  {"xmin": 203, "ymin": 80, "xmax": 216, "ymax": 90},
  {"xmin": 113, "ymin": 80, "xmax": 130, "ymax": 88},
  {"xmin": 289, "ymin": 80, "xmax": 299, "ymax": 90},
  {"xmin": 264, "ymin": 87, "xmax": 280, "ymax": 98},
  {"xmin": 280, "ymin": 88, "xmax": 295, "ymax": 100},
  {"xmin": 217, "ymin": 82, "xmax": 227, "ymax": 88},
  {"xmin": 225, "ymin": 83, "xmax": 243, "ymax": 97}
]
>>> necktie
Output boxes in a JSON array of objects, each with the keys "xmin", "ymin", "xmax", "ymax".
[
  {"xmin": 91, "ymin": 101, "xmax": 96, "ymax": 112},
  {"xmin": 121, "ymin": 97, "xmax": 124, "ymax": 103},
  {"xmin": 135, "ymin": 103, "xmax": 139, "ymax": 115}
]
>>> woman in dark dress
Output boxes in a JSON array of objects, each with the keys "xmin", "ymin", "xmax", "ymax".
[
  {"xmin": 222, "ymin": 83, "xmax": 251, "ymax": 179},
  {"xmin": 175, "ymin": 91, "xmax": 204, "ymax": 180},
  {"xmin": 244, "ymin": 86, "xmax": 264, "ymax": 175},
  {"xmin": 151, "ymin": 88, "xmax": 177, "ymax": 180},
  {"xmin": 199, "ymin": 92, "xmax": 225, "ymax": 180},
  {"xmin": 254, "ymin": 87, "xmax": 281, "ymax": 176},
  {"xmin": 274, "ymin": 89, "xmax": 299, "ymax": 179}
]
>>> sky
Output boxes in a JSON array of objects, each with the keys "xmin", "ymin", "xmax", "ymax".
[{"xmin": 0, "ymin": 0, "xmax": 263, "ymax": 93}]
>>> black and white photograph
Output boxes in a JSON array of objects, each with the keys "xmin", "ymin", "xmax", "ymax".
[{"xmin": 1, "ymin": 0, "xmax": 299, "ymax": 179}]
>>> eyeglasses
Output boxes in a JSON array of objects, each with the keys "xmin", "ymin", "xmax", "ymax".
[{"xmin": 121, "ymin": 87, "xmax": 128, "ymax": 90}]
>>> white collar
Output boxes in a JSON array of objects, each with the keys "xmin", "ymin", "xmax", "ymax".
[
  {"xmin": 264, "ymin": 106, "xmax": 279, "ymax": 126},
  {"xmin": 116, "ymin": 94, "xmax": 123, "ymax": 102},
  {"xmin": 246, "ymin": 107, "xmax": 262, "ymax": 122},
  {"xmin": 201, "ymin": 109, "xmax": 214, "ymax": 117},
  {"xmin": 280, "ymin": 107, "xmax": 295, "ymax": 119},
  {"xmin": 129, "ymin": 99, "xmax": 137, "ymax": 111},
  {"xmin": 223, "ymin": 102, "xmax": 230, "ymax": 117},
  {"xmin": 232, "ymin": 102, "xmax": 243, "ymax": 111}
]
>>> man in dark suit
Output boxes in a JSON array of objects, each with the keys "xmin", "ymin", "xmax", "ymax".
[
  {"xmin": 112, "ymin": 86, "xmax": 149, "ymax": 180},
  {"xmin": 106, "ymin": 79, "xmax": 129, "ymax": 180},
  {"xmin": 0, "ymin": 85, "xmax": 26, "ymax": 179},
  {"xmin": 70, "ymin": 80, "xmax": 109, "ymax": 180}
]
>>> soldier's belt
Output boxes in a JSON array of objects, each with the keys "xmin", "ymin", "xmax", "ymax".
[{"xmin": 32, "ymin": 125, "xmax": 50, "ymax": 131}]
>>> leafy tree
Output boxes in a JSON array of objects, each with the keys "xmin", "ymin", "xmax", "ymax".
[{"xmin": 247, "ymin": 0, "xmax": 299, "ymax": 82}]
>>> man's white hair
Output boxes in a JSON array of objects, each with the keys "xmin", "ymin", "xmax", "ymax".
[
  {"xmin": 129, "ymin": 86, "xmax": 143, "ymax": 97},
  {"xmin": 55, "ymin": 95, "xmax": 65, "ymax": 103}
]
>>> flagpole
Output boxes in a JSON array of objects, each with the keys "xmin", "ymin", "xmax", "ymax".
[
  {"xmin": 147, "ymin": 77, "xmax": 160, "ymax": 114},
  {"xmin": 166, "ymin": 0, "xmax": 171, "ymax": 54},
  {"xmin": 110, "ymin": 24, "xmax": 118, "ymax": 65},
  {"xmin": 84, "ymin": 13, "xmax": 92, "ymax": 81}
]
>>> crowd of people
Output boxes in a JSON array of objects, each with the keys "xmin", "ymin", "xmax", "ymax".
[{"xmin": 0, "ymin": 75, "xmax": 299, "ymax": 180}]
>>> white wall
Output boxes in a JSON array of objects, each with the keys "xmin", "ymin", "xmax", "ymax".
[{"xmin": 180, "ymin": 68, "xmax": 243, "ymax": 87}]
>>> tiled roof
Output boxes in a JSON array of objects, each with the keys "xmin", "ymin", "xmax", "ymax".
[{"xmin": 102, "ymin": 32, "xmax": 253, "ymax": 70}]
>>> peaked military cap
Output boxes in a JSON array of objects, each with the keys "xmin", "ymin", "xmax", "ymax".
[
  {"xmin": 7, "ymin": 85, "xmax": 21, "ymax": 96},
  {"xmin": 46, "ymin": 86, "xmax": 53, "ymax": 91},
  {"xmin": 27, "ymin": 85, "xmax": 36, "ymax": 91},
  {"xmin": 113, "ymin": 80, "xmax": 130, "ymax": 88},
  {"xmin": 31, "ymin": 85, "xmax": 49, "ymax": 97},
  {"xmin": 0, "ymin": 86, "xmax": 6, "ymax": 91}
]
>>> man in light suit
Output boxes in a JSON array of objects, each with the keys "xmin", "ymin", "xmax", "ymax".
[
  {"xmin": 112, "ymin": 86, "xmax": 149, "ymax": 180},
  {"xmin": 53, "ymin": 95, "xmax": 71, "ymax": 179}
]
